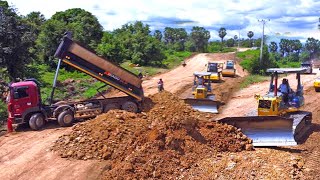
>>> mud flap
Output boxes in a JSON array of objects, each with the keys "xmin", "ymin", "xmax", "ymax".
[
  {"xmin": 184, "ymin": 98, "xmax": 219, "ymax": 114},
  {"xmin": 219, "ymin": 116, "xmax": 298, "ymax": 146}
]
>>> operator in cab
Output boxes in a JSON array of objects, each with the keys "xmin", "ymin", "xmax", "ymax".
[{"xmin": 279, "ymin": 78, "xmax": 290, "ymax": 104}]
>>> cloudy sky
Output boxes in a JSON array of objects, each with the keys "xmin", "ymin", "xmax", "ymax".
[{"xmin": 7, "ymin": 0, "xmax": 320, "ymax": 42}]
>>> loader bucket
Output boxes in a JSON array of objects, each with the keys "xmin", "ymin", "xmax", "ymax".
[
  {"xmin": 184, "ymin": 98, "xmax": 219, "ymax": 113},
  {"xmin": 219, "ymin": 116, "xmax": 297, "ymax": 146}
]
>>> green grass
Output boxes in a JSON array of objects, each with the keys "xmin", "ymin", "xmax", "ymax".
[
  {"xmin": 35, "ymin": 65, "xmax": 105, "ymax": 103},
  {"xmin": 276, "ymin": 61, "xmax": 301, "ymax": 68},
  {"xmin": 120, "ymin": 61, "xmax": 167, "ymax": 76},
  {"xmin": 163, "ymin": 51, "xmax": 193, "ymax": 69},
  {"xmin": 120, "ymin": 51, "xmax": 193, "ymax": 76},
  {"xmin": 240, "ymin": 75, "xmax": 269, "ymax": 89}
]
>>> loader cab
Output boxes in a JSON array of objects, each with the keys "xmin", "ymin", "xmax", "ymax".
[{"xmin": 8, "ymin": 80, "xmax": 41, "ymax": 124}]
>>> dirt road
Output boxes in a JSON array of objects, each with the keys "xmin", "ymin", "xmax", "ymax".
[{"xmin": 0, "ymin": 52, "xmax": 243, "ymax": 180}]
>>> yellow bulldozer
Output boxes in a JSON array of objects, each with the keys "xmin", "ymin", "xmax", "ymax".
[
  {"xmin": 204, "ymin": 62, "xmax": 223, "ymax": 82},
  {"xmin": 221, "ymin": 60, "xmax": 236, "ymax": 77},
  {"xmin": 184, "ymin": 72, "xmax": 220, "ymax": 113},
  {"xmin": 219, "ymin": 68, "xmax": 312, "ymax": 146}
]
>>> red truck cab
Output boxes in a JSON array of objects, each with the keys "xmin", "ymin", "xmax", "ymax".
[{"xmin": 8, "ymin": 80, "xmax": 46, "ymax": 129}]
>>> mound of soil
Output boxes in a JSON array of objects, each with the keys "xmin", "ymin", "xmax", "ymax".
[{"xmin": 52, "ymin": 91, "xmax": 252, "ymax": 179}]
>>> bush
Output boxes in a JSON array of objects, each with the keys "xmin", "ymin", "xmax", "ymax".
[{"xmin": 0, "ymin": 100, "xmax": 7, "ymax": 125}]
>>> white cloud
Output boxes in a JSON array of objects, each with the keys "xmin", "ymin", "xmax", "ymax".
[{"xmin": 6, "ymin": 0, "xmax": 320, "ymax": 40}]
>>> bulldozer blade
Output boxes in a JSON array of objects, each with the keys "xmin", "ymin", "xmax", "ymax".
[
  {"xmin": 184, "ymin": 98, "xmax": 219, "ymax": 114},
  {"xmin": 219, "ymin": 116, "xmax": 298, "ymax": 146}
]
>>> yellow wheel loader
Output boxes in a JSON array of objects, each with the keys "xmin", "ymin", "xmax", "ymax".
[
  {"xmin": 221, "ymin": 60, "xmax": 236, "ymax": 77},
  {"xmin": 204, "ymin": 62, "xmax": 223, "ymax": 82},
  {"xmin": 219, "ymin": 68, "xmax": 312, "ymax": 146},
  {"xmin": 184, "ymin": 72, "xmax": 220, "ymax": 113}
]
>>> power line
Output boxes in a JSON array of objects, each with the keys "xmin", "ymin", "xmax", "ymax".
[{"xmin": 258, "ymin": 19, "xmax": 270, "ymax": 65}]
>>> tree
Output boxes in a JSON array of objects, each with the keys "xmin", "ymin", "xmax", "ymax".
[
  {"xmin": 96, "ymin": 31, "xmax": 124, "ymax": 64},
  {"xmin": 247, "ymin": 31, "xmax": 254, "ymax": 47},
  {"xmin": 0, "ymin": 1, "xmax": 34, "ymax": 80},
  {"xmin": 36, "ymin": 8, "xmax": 103, "ymax": 66},
  {"xmin": 100, "ymin": 21, "xmax": 165, "ymax": 66},
  {"xmin": 163, "ymin": 27, "xmax": 187, "ymax": 51},
  {"xmin": 218, "ymin": 27, "xmax": 227, "ymax": 43},
  {"xmin": 305, "ymin": 37, "xmax": 320, "ymax": 58},
  {"xmin": 154, "ymin": 30, "xmax": 162, "ymax": 41},
  {"xmin": 225, "ymin": 38, "xmax": 235, "ymax": 47},
  {"xmin": 269, "ymin": 41, "xmax": 278, "ymax": 53},
  {"xmin": 218, "ymin": 27, "xmax": 227, "ymax": 50},
  {"xmin": 190, "ymin": 26, "xmax": 210, "ymax": 52}
]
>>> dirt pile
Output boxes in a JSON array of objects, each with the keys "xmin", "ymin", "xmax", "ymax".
[{"xmin": 52, "ymin": 91, "xmax": 252, "ymax": 179}]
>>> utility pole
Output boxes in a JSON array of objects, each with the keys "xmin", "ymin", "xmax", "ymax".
[
  {"xmin": 238, "ymin": 28, "xmax": 240, "ymax": 51},
  {"xmin": 258, "ymin": 19, "xmax": 270, "ymax": 64}
]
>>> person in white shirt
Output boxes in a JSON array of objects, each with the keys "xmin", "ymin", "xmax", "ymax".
[{"xmin": 279, "ymin": 78, "xmax": 290, "ymax": 104}]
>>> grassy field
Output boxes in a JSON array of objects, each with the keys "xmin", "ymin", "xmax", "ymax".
[{"xmin": 239, "ymin": 74, "xmax": 269, "ymax": 89}]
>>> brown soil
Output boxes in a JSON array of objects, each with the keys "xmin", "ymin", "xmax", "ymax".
[
  {"xmin": 3, "ymin": 51, "xmax": 320, "ymax": 179},
  {"xmin": 52, "ymin": 91, "xmax": 251, "ymax": 179}
]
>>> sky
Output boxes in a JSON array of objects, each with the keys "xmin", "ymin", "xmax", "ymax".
[{"xmin": 6, "ymin": 0, "xmax": 320, "ymax": 43}]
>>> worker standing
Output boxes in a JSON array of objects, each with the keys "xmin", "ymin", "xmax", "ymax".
[{"xmin": 158, "ymin": 78, "xmax": 164, "ymax": 92}]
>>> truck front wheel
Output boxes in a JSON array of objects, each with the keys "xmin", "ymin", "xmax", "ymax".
[
  {"xmin": 58, "ymin": 110, "xmax": 74, "ymax": 127},
  {"xmin": 29, "ymin": 113, "xmax": 45, "ymax": 130},
  {"xmin": 122, "ymin": 101, "xmax": 138, "ymax": 113}
]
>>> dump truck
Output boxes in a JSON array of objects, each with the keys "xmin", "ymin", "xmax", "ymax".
[
  {"xmin": 219, "ymin": 68, "xmax": 312, "ymax": 146},
  {"xmin": 204, "ymin": 62, "xmax": 223, "ymax": 82},
  {"xmin": 221, "ymin": 60, "xmax": 236, "ymax": 77},
  {"xmin": 7, "ymin": 36, "xmax": 144, "ymax": 130},
  {"xmin": 184, "ymin": 72, "xmax": 220, "ymax": 113}
]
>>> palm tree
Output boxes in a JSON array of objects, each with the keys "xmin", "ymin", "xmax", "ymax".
[
  {"xmin": 219, "ymin": 27, "xmax": 227, "ymax": 42},
  {"xmin": 247, "ymin": 31, "xmax": 254, "ymax": 47},
  {"xmin": 219, "ymin": 27, "xmax": 227, "ymax": 50}
]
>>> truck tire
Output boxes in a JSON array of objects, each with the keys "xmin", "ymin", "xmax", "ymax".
[
  {"xmin": 122, "ymin": 101, "xmax": 138, "ymax": 113},
  {"xmin": 58, "ymin": 110, "xmax": 74, "ymax": 127},
  {"xmin": 29, "ymin": 113, "xmax": 45, "ymax": 130}
]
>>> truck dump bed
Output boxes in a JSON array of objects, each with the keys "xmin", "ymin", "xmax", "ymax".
[{"xmin": 54, "ymin": 37, "xmax": 144, "ymax": 101}]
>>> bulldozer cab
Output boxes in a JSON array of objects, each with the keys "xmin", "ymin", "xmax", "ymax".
[
  {"xmin": 207, "ymin": 62, "xmax": 223, "ymax": 73},
  {"xmin": 259, "ymin": 68, "xmax": 307, "ymax": 115},
  {"xmin": 219, "ymin": 68, "xmax": 311, "ymax": 146}
]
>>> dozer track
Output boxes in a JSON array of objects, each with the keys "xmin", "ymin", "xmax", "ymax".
[{"xmin": 219, "ymin": 111, "xmax": 312, "ymax": 146}]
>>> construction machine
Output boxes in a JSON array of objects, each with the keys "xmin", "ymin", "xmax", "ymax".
[
  {"xmin": 219, "ymin": 68, "xmax": 312, "ymax": 146},
  {"xmin": 314, "ymin": 77, "xmax": 320, "ymax": 92},
  {"xmin": 300, "ymin": 61, "xmax": 313, "ymax": 74},
  {"xmin": 7, "ymin": 35, "xmax": 144, "ymax": 131},
  {"xmin": 184, "ymin": 72, "xmax": 220, "ymax": 113},
  {"xmin": 203, "ymin": 62, "xmax": 223, "ymax": 82},
  {"xmin": 221, "ymin": 60, "xmax": 236, "ymax": 77}
]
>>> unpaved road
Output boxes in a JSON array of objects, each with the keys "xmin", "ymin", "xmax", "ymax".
[{"xmin": 0, "ymin": 52, "xmax": 243, "ymax": 180}]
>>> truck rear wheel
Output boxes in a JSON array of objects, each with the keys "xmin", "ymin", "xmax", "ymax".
[
  {"xmin": 122, "ymin": 101, "xmax": 138, "ymax": 113},
  {"xmin": 58, "ymin": 110, "xmax": 74, "ymax": 127},
  {"xmin": 29, "ymin": 113, "xmax": 45, "ymax": 130}
]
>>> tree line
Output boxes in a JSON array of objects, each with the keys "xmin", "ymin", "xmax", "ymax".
[{"xmin": 1, "ymin": 0, "xmax": 320, "ymax": 81}]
